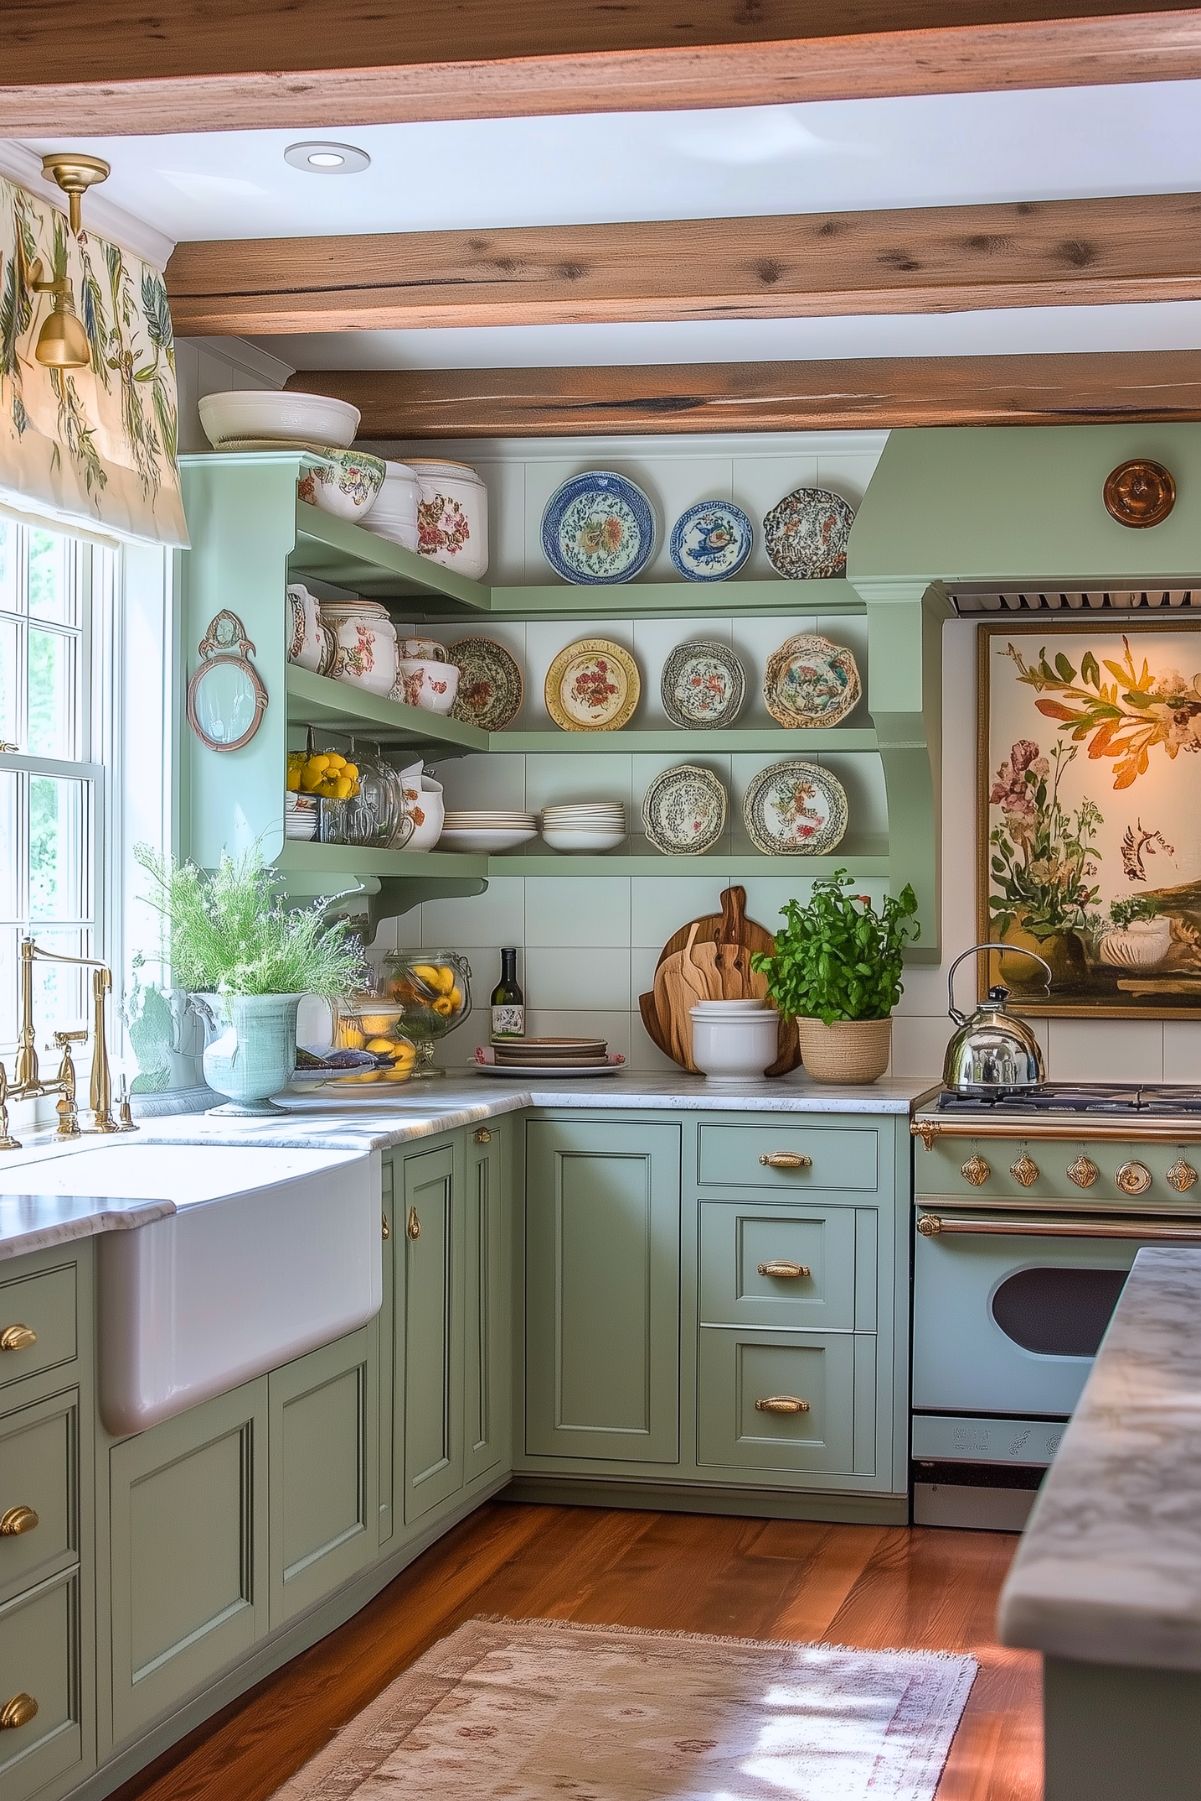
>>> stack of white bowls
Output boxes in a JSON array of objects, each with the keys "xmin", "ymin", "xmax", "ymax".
[
  {"xmin": 540, "ymin": 802, "xmax": 627, "ymax": 854},
  {"xmin": 440, "ymin": 810, "xmax": 538, "ymax": 854},
  {"xmin": 689, "ymin": 999, "xmax": 778, "ymax": 1082},
  {"xmin": 365, "ymin": 461, "xmax": 421, "ymax": 551}
]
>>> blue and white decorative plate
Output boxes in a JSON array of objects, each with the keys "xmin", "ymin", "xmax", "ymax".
[
  {"xmin": 668, "ymin": 500, "xmax": 753, "ymax": 582},
  {"xmin": 541, "ymin": 471, "xmax": 656, "ymax": 585}
]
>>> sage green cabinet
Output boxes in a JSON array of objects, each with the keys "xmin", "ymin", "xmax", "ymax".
[
  {"xmin": 0, "ymin": 1570, "xmax": 86, "ymax": 1801},
  {"xmin": 524, "ymin": 1119, "xmax": 681, "ymax": 1464},
  {"xmin": 696, "ymin": 1329, "xmax": 876, "ymax": 1478},
  {"xmin": 377, "ymin": 1158, "xmax": 395, "ymax": 1548},
  {"xmin": 0, "ymin": 1387, "xmax": 82, "ymax": 1606},
  {"xmin": 464, "ymin": 1127, "xmax": 508, "ymax": 1485},
  {"xmin": 108, "ymin": 1379, "xmax": 269, "ymax": 1746},
  {"xmin": 399, "ymin": 1139, "xmax": 464, "ymax": 1525},
  {"xmin": 268, "ymin": 1328, "xmax": 376, "ymax": 1628}
]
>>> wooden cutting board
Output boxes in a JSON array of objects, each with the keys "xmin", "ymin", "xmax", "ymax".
[{"xmin": 640, "ymin": 885, "xmax": 800, "ymax": 1076}]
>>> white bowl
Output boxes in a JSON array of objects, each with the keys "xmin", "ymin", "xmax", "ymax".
[
  {"xmin": 540, "ymin": 827, "xmax": 628, "ymax": 853},
  {"xmin": 439, "ymin": 827, "xmax": 538, "ymax": 853},
  {"xmin": 690, "ymin": 1010, "xmax": 778, "ymax": 1081},
  {"xmin": 297, "ymin": 449, "xmax": 384, "ymax": 521},
  {"xmin": 691, "ymin": 999, "xmax": 769, "ymax": 1013},
  {"xmin": 393, "ymin": 657, "xmax": 460, "ymax": 715},
  {"xmin": 198, "ymin": 389, "xmax": 360, "ymax": 449}
]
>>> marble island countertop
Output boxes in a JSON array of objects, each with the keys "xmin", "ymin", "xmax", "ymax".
[
  {"xmin": 0, "ymin": 1071, "xmax": 930, "ymax": 1261},
  {"xmin": 999, "ymin": 1245, "xmax": 1201, "ymax": 1673}
]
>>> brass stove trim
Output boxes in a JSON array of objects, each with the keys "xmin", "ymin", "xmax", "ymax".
[{"xmin": 912, "ymin": 1117, "xmax": 1201, "ymax": 1146}]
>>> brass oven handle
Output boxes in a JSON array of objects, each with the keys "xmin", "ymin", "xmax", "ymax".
[
  {"xmin": 406, "ymin": 1207, "xmax": 421, "ymax": 1241},
  {"xmin": 0, "ymin": 1325, "xmax": 36, "ymax": 1353},
  {"xmin": 756, "ymin": 1261, "xmax": 812, "ymax": 1279},
  {"xmin": 0, "ymin": 1692, "xmax": 38, "ymax": 1731},
  {"xmin": 0, "ymin": 1506, "xmax": 38, "ymax": 1537},
  {"xmin": 918, "ymin": 1212, "xmax": 1201, "ymax": 1243},
  {"xmin": 755, "ymin": 1395, "xmax": 810, "ymax": 1415},
  {"xmin": 759, "ymin": 1153, "xmax": 811, "ymax": 1171}
]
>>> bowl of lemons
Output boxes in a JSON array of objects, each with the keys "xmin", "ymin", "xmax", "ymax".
[{"xmin": 380, "ymin": 952, "xmax": 472, "ymax": 1075}]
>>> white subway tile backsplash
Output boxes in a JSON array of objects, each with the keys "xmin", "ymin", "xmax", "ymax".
[
  {"xmin": 526, "ymin": 876, "xmax": 631, "ymax": 948},
  {"xmin": 525, "ymin": 946, "xmax": 631, "ymax": 1012}
]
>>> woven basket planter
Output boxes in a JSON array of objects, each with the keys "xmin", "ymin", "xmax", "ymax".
[{"xmin": 795, "ymin": 1016, "xmax": 892, "ymax": 1084}]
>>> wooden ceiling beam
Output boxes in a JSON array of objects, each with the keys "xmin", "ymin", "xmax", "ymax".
[
  {"xmin": 168, "ymin": 192, "xmax": 1201, "ymax": 335},
  {"xmin": 3, "ymin": 3, "xmax": 1201, "ymax": 134},
  {"xmin": 288, "ymin": 353, "xmax": 1201, "ymax": 437}
]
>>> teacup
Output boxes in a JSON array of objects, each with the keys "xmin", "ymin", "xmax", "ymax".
[
  {"xmin": 399, "ymin": 638, "xmax": 447, "ymax": 662},
  {"xmin": 394, "ymin": 657, "xmax": 460, "ymax": 715}
]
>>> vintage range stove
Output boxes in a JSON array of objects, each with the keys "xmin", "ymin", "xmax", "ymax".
[{"xmin": 909, "ymin": 1082, "xmax": 1201, "ymax": 1530}]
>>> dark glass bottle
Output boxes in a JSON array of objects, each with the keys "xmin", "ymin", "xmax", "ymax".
[{"xmin": 490, "ymin": 948, "xmax": 525, "ymax": 1040}]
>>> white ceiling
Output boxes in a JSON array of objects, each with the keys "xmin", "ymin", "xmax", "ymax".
[{"xmin": 18, "ymin": 79, "xmax": 1201, "ymax": 370}]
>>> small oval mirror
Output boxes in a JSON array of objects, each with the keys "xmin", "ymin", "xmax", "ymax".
[{"xmin": 186, "ymin": 610, "xmax": 268, "ymax": 754}]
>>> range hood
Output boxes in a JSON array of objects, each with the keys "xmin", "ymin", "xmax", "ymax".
[{"xmin": 847, "ymin": 423, "xmax": 1201, "ymax": 603}]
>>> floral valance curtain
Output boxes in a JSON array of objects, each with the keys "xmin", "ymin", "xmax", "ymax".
[{"xmin": 0, "ymin": 172, "xmax": 188, "ymax": 548}]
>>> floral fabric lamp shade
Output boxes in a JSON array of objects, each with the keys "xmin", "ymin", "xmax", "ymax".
[{"xmin": 978, "ymin": 620, "xmax": 1201, "ymax": 1017}]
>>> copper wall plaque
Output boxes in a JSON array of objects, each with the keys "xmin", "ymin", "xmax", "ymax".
[{"xmin": 1103, "ymin": 459, "xmax": 1176, "ymax": 528}]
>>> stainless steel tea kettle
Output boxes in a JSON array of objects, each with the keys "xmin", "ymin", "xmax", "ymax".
[{"xmin": 943, "ymin": 942, "xmax": 1052, "ymax": 1094}]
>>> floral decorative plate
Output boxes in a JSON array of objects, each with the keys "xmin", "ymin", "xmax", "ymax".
[
  {"xmin": 642, "ymin": 763, "xmax": 728, "ymax": 856},
  {"xmin": 661, "ymin": 640, "xmax": 746, "ymax": 729},
  {"xmin": 668, "ymin": 501, "xmax": 753, "ymax": 582},
  {"xmin": 447, "ymin": 637, "xmax": 524, "ymax": 731},
  {"xmin": 762, "ymin": 486, "xmax": 855, "ymax": 579},
  {"xmin": 541, "ymin": 471, "xmax": 656, "ymax": 585},
  {"xmin": 545, "ymin": 638, "xmax": 640, "ymax": 732},
  {"xmin": 764, "ymin": 634, "xmax": 862, "ymax": 728},
  {"xmin": 743, "ymin": 760, "xmax": 849, "ymax": 856}
]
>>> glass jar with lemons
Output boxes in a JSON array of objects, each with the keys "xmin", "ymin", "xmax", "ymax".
[{"xmin": 380, "ymin": 951, "xmax": 472, "ymax": 1076}]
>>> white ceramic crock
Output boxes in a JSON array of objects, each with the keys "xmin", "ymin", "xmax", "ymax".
[
  {"xmin": 328, "ymin": 615, "xmax": 398, "ymax": 696},
  {"xmin": 397, "ymin": 764, "xmax": 446, "ymax": 851},
  {"xmin": 394, "ymin": 657, "xmax": 460, "ymax": 715},
  {"xmin": 689, "ymin": 1008, "xmax": 779, "ymax": 1082},
  {"xmin": 365, "ymin": 460, "xmax": 421, "ymax": 551},
  {"xmin": 286, "ymin": 583, "xmax": 328, "ymax": 672},
  {"xmin": 410, "ymin": 459, "xmax": 489, "ymax": 580},
  {"xmin": 297, "ymin": 449, "xmax": 385, "ymax": 522}
]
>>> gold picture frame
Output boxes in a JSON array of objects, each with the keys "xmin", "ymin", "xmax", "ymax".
[{"xmin": 977, "ymin": 616, "xmax": 1201, "ymax": 1018}]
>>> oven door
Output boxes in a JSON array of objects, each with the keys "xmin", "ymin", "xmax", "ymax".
[{"xmin": 912, "ymin": 1209, "xmax": 1198, "ymax": 1417}]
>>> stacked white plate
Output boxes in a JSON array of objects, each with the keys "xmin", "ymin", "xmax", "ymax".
[
  {"xmin": 284, "ymin": 794, "xmax": 318, "ymax": 841},
  {"xmin": 440, "ymin": 809, "xmax": 539, "ymax": 854},
  {"xmin": 540, "ymin": 802, "xmax": 628, "ymax": 854}
]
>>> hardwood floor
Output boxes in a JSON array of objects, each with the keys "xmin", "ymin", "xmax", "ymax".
[{"xmin": 113, "ymin": 1504, "xmax": 1042, "ymax": 1801}]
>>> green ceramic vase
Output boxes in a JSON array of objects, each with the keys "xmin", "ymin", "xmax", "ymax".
[{"xmin": 193, "ymin": 992, "xmax": 302, "ymax": 1115}]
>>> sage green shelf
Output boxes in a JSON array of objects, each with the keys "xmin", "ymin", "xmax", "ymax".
[
  {"xmin": 493, "ymin": 840, "xmax": 890, "ymax": 878},
  {"xmin": 482, "ymin": 578, "xmax": 864, "ymax": 620},
  {"xmin": 291, "ymin": 500, "xmax": 490, "ymax": 611},
  {"xmin": 493, "ymin": 727, "xmax": 878, "ymax": 754},
  {"xmin": 286, "ymin": 667, "xmax": 489, "ymax": 753},
  {"xmin": 277, "ymin": 842, "xmax": 489, "ymax": 879}
]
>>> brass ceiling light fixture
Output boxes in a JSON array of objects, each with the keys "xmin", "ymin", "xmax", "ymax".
[{"xmin": 25, "ymin": 152, "xmax": 112, "ymax": 370}]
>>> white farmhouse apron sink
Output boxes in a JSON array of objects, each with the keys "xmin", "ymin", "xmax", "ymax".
[{"xmin": 4, "ymin": 1143, "xmax": 379, "ymax": 1434}]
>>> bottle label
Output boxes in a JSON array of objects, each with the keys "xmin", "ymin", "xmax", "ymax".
[{"xmin": 491, "ymin": 1004, "xmax": 525, "ymax": 1040}]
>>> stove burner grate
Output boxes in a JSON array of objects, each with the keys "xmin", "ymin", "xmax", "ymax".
[{"xmin": 935, "ymin": 1084, "xmax": 1201, "ymax": 1116}]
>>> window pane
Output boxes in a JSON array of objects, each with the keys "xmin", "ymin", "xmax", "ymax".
[
  {"xmin": 0, "ymin": 619, "xmax": 17, "ymax": 749},
  {"xmin": 26, "ymin": 530, "xmax": 74, "ymax": 624},
  {"xmin": 0, "ymin": 772, "xmax": 17, "ymax": 918},
  {"xmin": 28, "ymin": 775, "xmax": 88, "ymax": 921},
  {"xmin": 28, "ymin": 927, "xmax": 90, "ymax": 1037},
  {"xmin": 0, "ymin": 520, "xmax": 14, "ymax": 612},
  {"xmin": 27, "ymin": 628, "xmax": 77, "ymax": 759},
  {"xmin": 0, "ymin": 928, "xmax": 17, "ymax": 1052}
]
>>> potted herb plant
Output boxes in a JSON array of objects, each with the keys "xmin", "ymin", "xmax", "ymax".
[
  {"xmin": 751, "ymin": 871, "xmax": 919, "ymax": 1083},
  {"xmin": 135, "ymin": 845, "xmax": 364, "ymax": 1114}
]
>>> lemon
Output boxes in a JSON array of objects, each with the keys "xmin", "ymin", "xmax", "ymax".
[
  {"xmin": 359, "ymin": 1013, "xmax": 395, "ymax": 1036},
  {"xmin": 383, "ymin": 1065, "xmax": 411, "ymax": 1083},
  {"xmin": 336, "ymin": 1023, "xmax": 365, "ymax": 1050},
  {"xmin": 286, "ymin": 768, "xmax": 301, "ymax": 793},
  {"xmin": 324, "ymin": 752, "xmax": 347, "ymax": 770},
  {"xmin": 447, "ymin": 984, "xmax": 464, "ymax": 1013},
  {"xmin": 332, "ymin": 776, "xmax": 355, "ymax": 799},
  {"xmin": 299, "ymin": 770, "xmax": 323, "ymax": 794},
  {"xmin": 409, "ymin": 963, "xmax": 444, "ymax": 992},
  {"xmin": 432, "ymin": 995, "xmax": 454, "ymax": 1018},
  {"xmin": 390, "ymin": 1042, "xmax": 417, "ymax": 1068},
  {"xmin": 342, "ymin": 762, "xmax": 359, "ymax": 781},
  {"xmin": 365, "ymin": 1035, "xmax": 397, "ymax": 1055},
  {"xmin": 306, "ymin": 754, "xmax": 330, "ymax": 774}
]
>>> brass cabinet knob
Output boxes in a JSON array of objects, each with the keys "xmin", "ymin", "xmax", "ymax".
[
  {"xmin": 756, "ymin": 1261, "xmax": 811, "ymax": 1280},
  {"xmin": 473, "ymin": 1127, "xmax": 492, "ymax": 1144},
  {"xmin": 1010, "ymin": 1153, "xmax": 1039, "ymax": 1188},
  {"xmin": 0, "ymin": 1506, "xmax": 38, "ymax": 1537},
  {"xmin": 0, "ymin": 1692, "xmax": 38, "ymax": 1731},
  {"xmin": 1067, "ymin": 1156, "xmax": 1100, "ymax": 1189},
  {"xmin": 406, "ymin": 1206, "xmax": 421, "ymax": 1241},
  {"xmin": 758, "ymin": 1152, "xmax": 812, "ymax": 1171},
  {"xmin": 960, "ymin": 1155, "xmax": 991, "ymax": 1187},
  {"xmin": 754, "ymin": 1395, "xmax": 810, "ymax": 1415},
  {"xmin": 1117, "ymin": 1160, "xmax": 1153, "ymax": 1197},
  {"xmin": 1168, "ymin": 1160, "xmax": 1199, "ymax": 1194},
  {"xmin": 0, "ymin": 1325, "xmax": 36, "ymax": 1353},
  {"xmin": 381, "ymin": 1214, "xmax": 390, "ymax": 1242}
]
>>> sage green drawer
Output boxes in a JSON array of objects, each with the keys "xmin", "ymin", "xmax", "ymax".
[
  {"xmin": 0, "ymin": 1266, "xmax": 77, "ymax": 1394},
  {"xmin": 696, "ymin": 1124, "xmax": 879, "ymax": 1194},
  {"xmin": 0, "ymin": 1390, "xmax": 79, "ymax": 1604},
  {"xmin": 698, "ymin": 1202, "xmax": 857, "ymax": 1331},
  {"xmin": 0, "ymin": 1570, "xmax": 86, "ymax": 1801},
  {"xmin": 697, "ymin": 1329, "xmax": 875, "ymax": 1477}
]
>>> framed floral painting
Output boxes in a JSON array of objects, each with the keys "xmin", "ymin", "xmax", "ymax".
[{"xmin": 978, "ymin": 619, "xmax": 1201, "ymax": 1016}]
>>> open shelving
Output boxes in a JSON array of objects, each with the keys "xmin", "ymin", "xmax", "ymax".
[{"xmin": 286, "ymin": 667, "xmax": 487, "ymax": 755}]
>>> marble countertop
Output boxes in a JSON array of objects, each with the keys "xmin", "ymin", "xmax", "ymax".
[
  {"xmin": 0, "ymin": 1071, "xmax": 929, "ymax": 1261},
  {"xmin": 998, "ymin": 1246, "xmax": 1201, "ymax": 1673}
]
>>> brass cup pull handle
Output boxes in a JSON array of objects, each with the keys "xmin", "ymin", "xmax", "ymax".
[
  {"xmin": 473, "ymin": 1127, "xmax": 492, "ymax": 1144},
  {"xmin": 756, "ymin": 1261, "xmax": 812, "ymax": 1280},
  {"xmin": 0, "ymin": 1325, "xmax": 36, "ymax": 1353},
  {"xmin": 406, "ymin": 1207, "xmax": 421, "ymax": 1241},
  {"xmin": 755, "ymin": 1395, "xmax": 810, "ymax": 1415},
  {"xmin": 0, "ymin": 1506, "xmax": 38, "ymax": 1537},
  {"xmin": 381, "ymin": 1214, "xmax": 391, "ymax": 1242},
  {"xmin": 759, "ymin": 1153, "xmax": 812, "ymax": 1171},
  {"xmin": 0, "ymin": 1692, "xmax": 38, "ymax": 1731}
]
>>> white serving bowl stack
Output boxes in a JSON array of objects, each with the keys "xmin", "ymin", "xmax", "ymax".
[
  {"xmin": 198, "ymin": 389, "xmax": 361, "ymax": 449},
  {"xmin": 440, "ymin": 810, "xmax": 538, "ymax": 855},
  {"xmin": 539, "ymin": 802, "xmax": 627, "ymax": 854},
  {"xmin": 365, "ymin": 460, "xmax": 421, "ymax": 551},
  {"xmin": 689, "ymin": 999, "xmax": 778, "ymax": 1082}
]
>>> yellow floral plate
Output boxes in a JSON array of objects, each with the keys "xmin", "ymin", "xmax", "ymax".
[{"xmin": 544, "ymin": 637, "xmax": 641, "ymax": 732}]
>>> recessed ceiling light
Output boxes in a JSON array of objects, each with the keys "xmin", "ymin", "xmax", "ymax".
[{"xmin": 283, "ymin": 141, "xmax": 371, "ymax": 175}]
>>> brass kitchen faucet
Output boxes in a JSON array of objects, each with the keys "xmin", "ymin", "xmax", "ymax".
[{"xmin": 0, "ymin": 938, "xmax": 137, "ymax": 1150}]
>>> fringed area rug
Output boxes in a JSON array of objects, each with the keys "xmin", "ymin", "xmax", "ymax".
[{"xmin": 273, "ymin": 1616, "xmax": 978, "ymax": 1800}]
